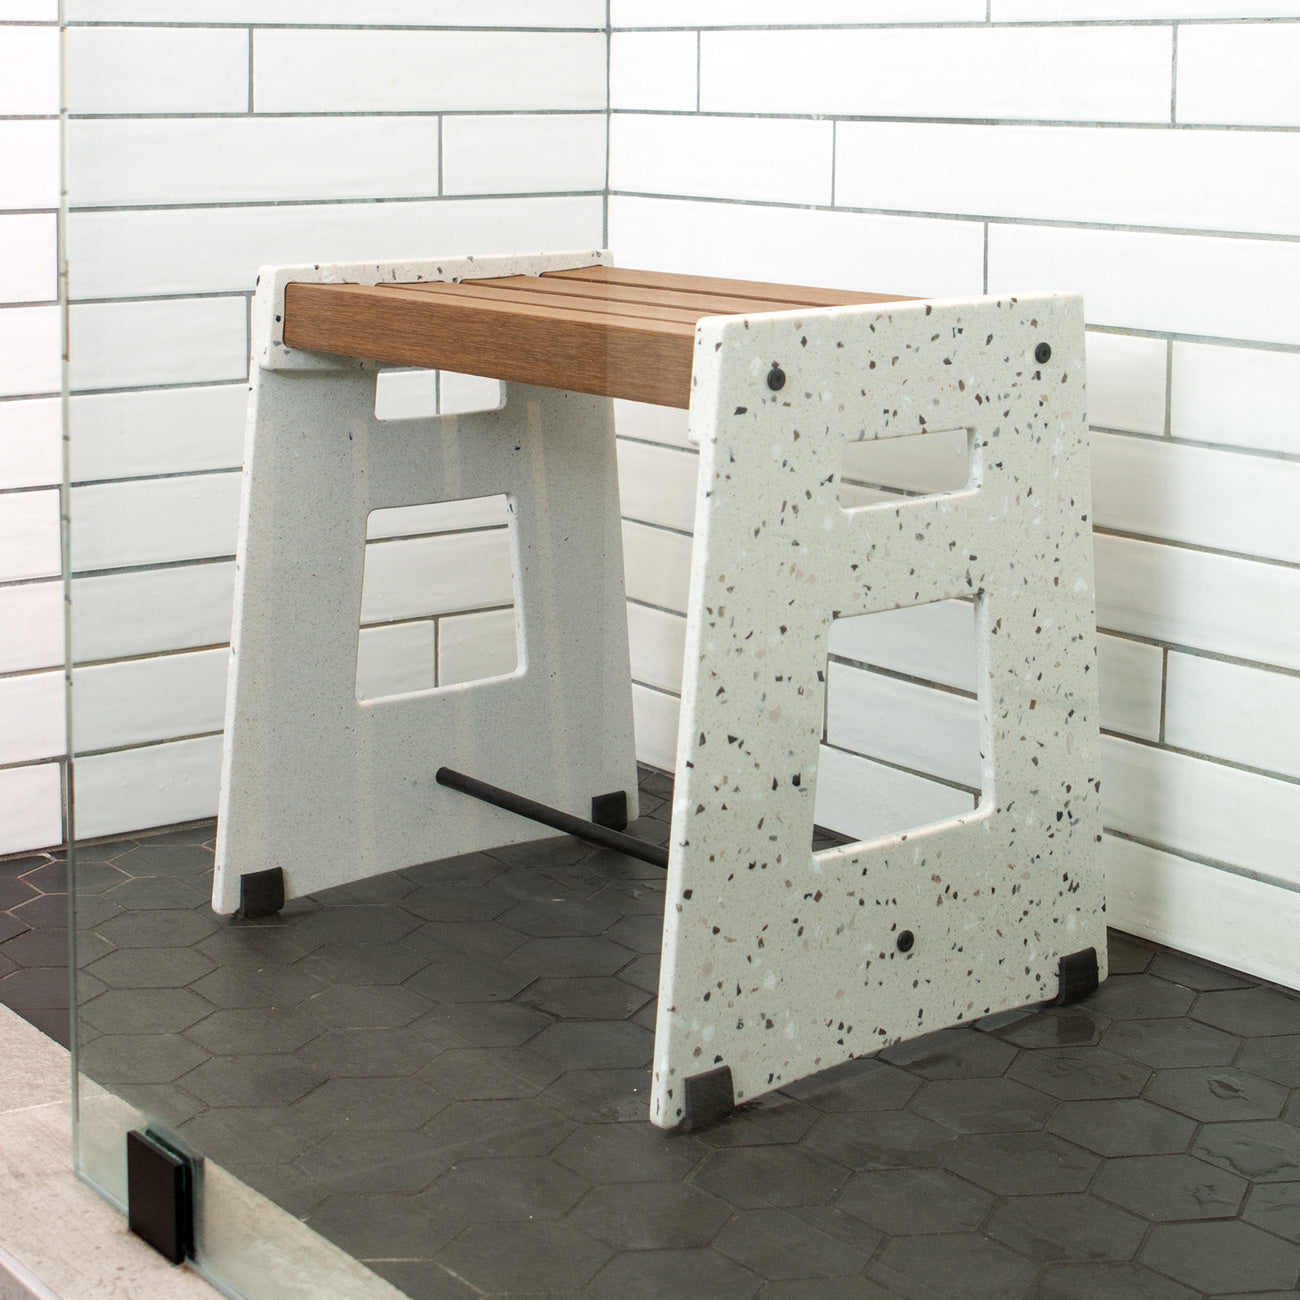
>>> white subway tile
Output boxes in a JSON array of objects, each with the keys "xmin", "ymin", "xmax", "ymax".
[
  {"xmin": 627, "ymin": 602, "xmax": 686, "ymax": 696},
  {"xmin": 609, "ymin": 197, "xmax": 983, "ymax": 300},
  {"xmin": 69, "ymin": 385, "xmax": 247, "ymax": 483},
  {"xmin": 616, "ymin": 0, "xmax": 983, "ymax": 22},
  {"xmin": 1105, "ymin": 835, "xmax": 1300, "ymax": 993},
  {"xmin": 65, "ymin": 26, "xmax": 247, "ymax": 116},
  {"xmin": 828, "ymin": 661, "xmax": 981, "ymax": 789},
  {"xmin": 0, "ymin": 488, "xmax": 59, "ymax": 582},
  {"xmin": 72, "ymin": 648, "xmax": 227, "ymax": 754},
  {"xmin": 67, "ymin": 0, "xmax": 603, "ymax": 24},
  {"xmin": 71, "ymin": 562, "xmax": 235, "ymax": 663},
  {"xmin": 1170, "ymin": 343, "xmax": 1300, "ymax": 457},
  {"xmin": 0, "ymin": 762, "xmax": 61, "ymax": 856},
  {"xmin": 701, "ymin": 27, "xmax": 1172, "ymax": 123},
  {"xmin": 1094, "ymin": 534, "xmax": 1300, "ymax": 671},
  {"xmin": 68, "ymin": 117, "xmax": 441, "ymax": 208},
  {"xmin": 0, "ymin": 0, "xmax": 57, "ymax": 17},
  {"xmin": 0, "ymin": 580, "xmax": 62, "ymax": 673},
  {"xmin": 621, "ymin": 520, "xmax": 692, "ymax": 614},
  {"xmin": 366, "ymin": 495, "xmax": 507, "ymax": 540},
  {"xmin": 1086, "ymin": 333, "xmax": 1167, "ymax": 436},
  {"xmin": 438, "ymin": 607, "xmax": 519, "ymax": 687},
  {"xmin": 831, "ymin": 599, "xmax": 976, "ymax": 691},
  {"xmin": 837, "ymin": 122, "xmax": 1300, "ymax": 237},
  {"xmin": 612, "ymin": 114, "xmax": 833, "ymax": 207},
  {"xmin": 68, "ymin": 299, "xmax": 247, "ymax": 392},
  {"xmin": 1165, "ymin": 653, "xmax": 1300, "ymax": 782},
  {"xmin": 616, "ymin": 440, "xmax": 698, "ymax": 534},
  {"xmin": 615, "ymin": 400, "xmax": 692, "ymax": 450},
  {"xmin": 0, "ymin": 669, "xmax": 63, "ymax": 764},
  {"xmin": 0, "ymin": 397, "xmax": 60, "ymax": 490},
  {"xmin": 356, "ymin": 620, "xmax": 435, "ymax": 700},
  {"xmin": 631, "ymin": 682, "xmax": 680, "ymax": 773},
  {"xmin": 988, "ymin": 223, "xmax": 1300, "ymax": 346},
  {"xmin": 443, "ymin": 114, "xmax": 606, "ymax": 196},
  {"xmin": 0, "ymin": 306, "xmax": 60, "ymax": 398},
  {"xmin": 610, "ymin": 32, "xmax": 697, "ymax": 111},
  {"xmin": 374, "ymin": 369, "xmax": 440, "ymax": 422},
  {"xmin": 73, "ymin": 734, "xmax": 221, "ymax": 839},
  {"xmin": 254, "ymin": 30, "xmax": 605, "ymax": 114},
  {"xmin": 0, "ymin": 214, "xmax": 56, "ymax": 304},
  {"xmin": 842, "ymin": 427, "xmax": 969, "ymax": 496},
  {"xmin": 70, "ymin": 473, "xmax": 241, "ymax": 573},
  {"xmin": 1092, "ymin": 433, "xmax": 1300, "ymax": 564},
  {"xmin": 0, "ymin": 122, "xmax": 58, "ymax": 209},
  {"xmin": 360, "ymin": 530, "xmax": 514, "ymax": 625},
  {"xmin": 0, "ymin": 25, "xmax": 58, "ymax": 116},
  {"xmin": 1102, "ymin": 734, "xmax": 1300, "ymax": 889},
  {"xmin": 815, "ymin": 743, "xmax": 975, "ymax": 844},
  {"xmin": 1097, "ymin": 636, "xmax": 1163, "ymax": 743},
  {"xmin": 997, "ymin": 0, "xmax": 1298, "ymax": 18},
  {"xmin": 1178, "ymin": 23, "xmax": 1300, "ymax": 127},
  {"xmin": 69, "ymin": 196, "xmax": 604, "ymax": 299},
  {"xmin": 438, "ymin": 372, "xmax": 503, "ymax": 415}
]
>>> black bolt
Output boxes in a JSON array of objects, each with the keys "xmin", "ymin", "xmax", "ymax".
[
  {"xmin": 896, "ymin": 930, "xmax": 915, "ymax": 954},
  {"xmin": 1034, "ymin": 342, "xmax": 1052, "ymax": 364},
  {"xmin": 766, "ymin": 365, "xmax": 786, "ymax": 391}
]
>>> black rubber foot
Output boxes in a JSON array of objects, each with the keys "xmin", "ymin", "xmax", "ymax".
[
  {"xmin": 677, "ymin": 1065, "xmax": 735, "ymax": 1133},
  {"xmin": 237, "ymin": 867, "xmax": 285, "ymax": 918},
  {"xmin": 1049, "ymin": 947, "xmax": 1100, "ymax": 1006},
  {"xmin": 127, "ymin": 1130, "xmax": 195, "ymax": 1265},
  {"xmin": 591, "ymin": 790, "xmax": 630, "ymax": 831}
]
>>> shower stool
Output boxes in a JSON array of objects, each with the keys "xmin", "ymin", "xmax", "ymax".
[{"xmin": 215, "ymin": 249, "xmax": 1107, "ymax": 1131}]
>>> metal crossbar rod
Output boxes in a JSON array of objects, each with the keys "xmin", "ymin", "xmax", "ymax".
[{"xmin": 435, "ymin": 767, "xmax": 669, "ymax": 870}]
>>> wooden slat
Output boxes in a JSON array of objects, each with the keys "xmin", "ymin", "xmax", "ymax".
[
  {"xmin": 547, "ymin": 264, "xmax": 914, "ymax": 309},
  {"xmin": 283, "ymin": 281, "xmax": 698, "ymax": 408}
]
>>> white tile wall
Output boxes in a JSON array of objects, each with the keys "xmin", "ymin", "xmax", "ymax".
[
  {"xmin": 0, "ymin": 214, "xmax": 57, "ymax": 304},
  {"xmin": 253, "ymin": 30, "xmax": 606, "ymax": 114},
  {"xmin": 1177, "ymin": 23, "xmax": 1300, "ymax": 127},
  {"xmin": 442, "ymin": 115, "xmax": 607, "ymax": 196},
  {"xmin": 0, "ymin": 397, "xmax": 60, "ymax": 490},
  {"xmin": 608, "ymin": 7, "xmax": 1300, "ymax": 987},
  {"xmin": 630, "ymin": 682, "xmax": 680, "ymax": 773},
  {"xmin": 0, "ymin": 763, "xmax": 61, "ymax": 857},
  {"xmin": 0, "ymin": 24, "xmax": 58, "ymax": 115},
  {"xmin": 609, "ymin": 32, "xmax": 697, "ymax": 111},
  {"xmin": 609, "ymin": 198, "xmax": 984, "ymax": 299},
  {"xmin": 1165, "ymin": 653, "xmax": 1300, "ymax": 782},
  {"xmin": 0, "ymin": 122, "xmax": 58, "ymax": 209},
  {"xmin": 71, "ymin": 649, "xmax": 228, "ymax": 754},
  {"xmin": 615, "ymin": 440, "xmax": 698, "ymax": 533},
  {"xmin": 699, "ymin": 27, "xmax": 1173, "ymax": 122},
  {"xmin": 0, "ymin": 306, "xmax": 60, "ymax": 398},
  {"xmin": 836, "ymin": 123, "xmax": 1300, "ymax": 238},
  {"xmin": 356, "ymin": 620, "xmax": 436, "ymax": 701},
  {"xmin": 69, "ymin": 386, "xmax": 248, "ymax": 483},
  {"xmin": 0, "ymin": 489, "xmax": 60, "ymax": 582},
  {"xmin": 0, "ymin": 670, "xmax": 64, "ymax": 765},
  {"xmin": 65, "ymin": 26, "xmax": 249, "ymax": 115},
  {"xmin": 69, "ymin": 196, "xmax": 604, "ymax": 298},
  {"xmin": 0, "ymin": 581, "xmax": 62, "ymax": 674},
  {"xmin": 611, "ymin": 115, "xmax": 834, "ymax": 206},
  {"xmin": 1102, "ymin": 734, "xmax": 1300, "ymax": 890},
  {"xmin": 1170, "ymin": 343, "xmax": 1300, "ymax": 457},
  {"xmin": 68, "ymin": 117, "xmax": 443, "ymax": 208},
  {"xmin": 359, "ymin": 530, "xmax": 514, "ymax": 625},
  {"xmin": 439, "ymin": 607, "xmax": 519, "ymax": 687},
  {"xmin": 69, "ymin": 473, "xmax": 242, "ymax": 572}
]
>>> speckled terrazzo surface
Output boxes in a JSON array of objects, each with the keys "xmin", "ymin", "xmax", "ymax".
[{"xmin": 4, "ymin": 767, "xmax": 1300, "ymax": 1299}]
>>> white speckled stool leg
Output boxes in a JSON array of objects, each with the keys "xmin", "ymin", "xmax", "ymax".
[
  {"xmin": 651, "ymin": 293, "xmax": 1106, "ymax": 1128},
  {"xmin": 213, "ymin": 251, "xmax": 638, "ymax": 914}
]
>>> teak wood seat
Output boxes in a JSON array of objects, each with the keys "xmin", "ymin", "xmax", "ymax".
[
  {"xmin": 281, "ymin": 264, "xmax": 911, "ymax": 408},
  {"xmin": 218, "ymin": 249, "xmax": 1106, "ymax": 1133}
]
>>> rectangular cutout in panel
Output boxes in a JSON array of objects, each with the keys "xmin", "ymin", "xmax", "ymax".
[
  {"xmin": 813, "ymin": 598, "xmax": 981, "ymax": 850},
  {"xmin": 356, "ymin": 495, "xmax": 519, "ymax": 702},
  {"xmin": 373, "ymin": 368, "xmax": 504, "ymax": 421},
  {"xmin": 839, "ymin": 426, "xmax": 972, "ymax": 509}
]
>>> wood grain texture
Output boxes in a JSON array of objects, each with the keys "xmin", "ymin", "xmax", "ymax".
[{"xmin": 281, "ymin": 266, "xmax": 913, "ymax": 408}]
